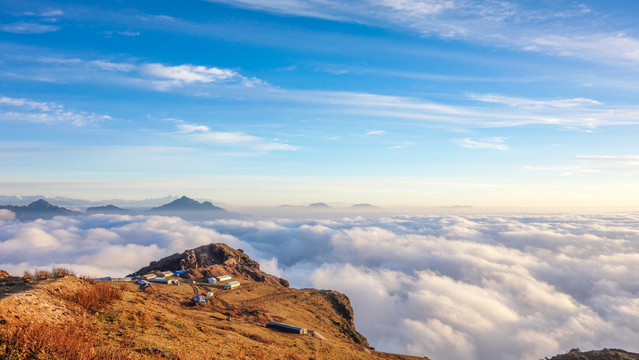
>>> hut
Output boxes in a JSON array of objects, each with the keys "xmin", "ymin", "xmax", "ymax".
[
  {"xmin": 216, "ymin": 275, "xmax": 232, "ymax": 282},
  {"xmin": 266, "ymin": 322, "xmax": 307, "ymax": 334},
  {"xmin": 192, "ymin": 295, "xmax": 206, "ymax": 304},
  {"xmin": 224, "ymin": 281, "xmax": 240, "ymax": 289},
  {"xmin": 174, "ymin": 270, "xmax": 189, "ymax": 276}
]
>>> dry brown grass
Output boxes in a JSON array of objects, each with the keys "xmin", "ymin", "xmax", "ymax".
[
  {"xmin": 22, "ymin": 271, "xmax": 33, "ymax": 282},
  {"xmin": 0, "ymin": 320, "xmax": 122, "ymax": 360},
  {"xmin": 52, "ymin": 267, "xmax": 75, "ymax": 277},
  {"xmin": 35, "ymin": 269, "xmax": 52, "ymax": 279},
  {"xmin": 74, "ymin": 281, "xmax": 124, "ymax": 313}
]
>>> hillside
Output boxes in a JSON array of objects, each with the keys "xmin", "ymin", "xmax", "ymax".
[
  {"xmin": 0, "ymin": 244, "xmax": 426, "ymax": 360},
  {"xmin": 546, "ymin": 348, "xmax": 639, "ymax": 360}
]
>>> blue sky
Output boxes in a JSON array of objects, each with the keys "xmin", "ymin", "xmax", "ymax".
[{"xmin": 1, "ymin": 0, "xmax": 639, "ymax": 208}]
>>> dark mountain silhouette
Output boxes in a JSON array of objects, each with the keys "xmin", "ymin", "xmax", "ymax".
[
  {"xmin": 0, "ymin": 199, "xmax": 78, "ymax": 220},
  {"xmin": 307, "ymin": 202, "xmax": 330, "ymax": 208},
  {"xmin": 85, "ymin": 205, "xmax": 130, "ymax": 215},
  {"xmin": 150, "ymin": 196, "xmax": 225, "ymax": 212},
  {"xmin": 147, "ymin": 196, "xmax": 228, "ymax": 220}
]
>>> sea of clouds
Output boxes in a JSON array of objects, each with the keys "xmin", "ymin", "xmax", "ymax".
[{"xmin": 1, "ymin": 210, "xmax": 639, "ymax": 360}]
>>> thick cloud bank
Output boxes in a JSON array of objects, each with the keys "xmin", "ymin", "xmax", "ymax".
[{"xmin": 2, "ymin": 213, "xmax": 639, "ymax": 359}]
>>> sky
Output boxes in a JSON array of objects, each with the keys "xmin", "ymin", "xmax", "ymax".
[{"xmin": 1, "ymin": 0, "xmax": 639, "ymax": 209}]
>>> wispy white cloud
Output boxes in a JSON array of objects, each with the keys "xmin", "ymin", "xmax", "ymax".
[
  {"xmin": 171, "ymin": 119, "xmax": 257, "ymax": 143},
  {"xmin": 176, "ymin": 122, "xmax": 210, "ymax": 133},
  {"xmin": 455, "ymin": 137, "xmax": 509, "ymax": 151},
  {"xmin": 144, "ymin": 63, "xmax": 265, "ymax": 90},
  {"xmin": 136, "ymin": 14, "xmax": 178, "ymax": 23},
  {"xmin": 1, "ymin": 22, "xmax": 60, "ymax": 34},
  {"xmin": 389, "ymin": 142, "xmax": 414, "ymax": 150},
  {"xmin": 0, "ymin": 96, "xmax": 109, "ymax": 126},
  {"xmin": 208, "ymin": 0, "xmax": 639, "ymax": 65},
  {"xmin": 576, "ymin": 155, "xmax": 639, "ymax": 164},
  {"xmin": 24, "ymin": 9, "xmax": 65, "ymax": 17},
  {"xmin": 90, "ymin": 60, "xmax": 135, "ymax": 72},
  {"xmin": 170, "ymin": 120, "xmax": 295, "ymax": 150},
  {"xmin": 103, "ymin": 30, "xmax": 140, "ymax": 37},
  {"xmin": 257, "ymin": 142, "xmax": 298, "ymax": 151},
  {"xmin": 523, "ymin": 165, "xmax": 599, "ymax": 177},
  {"xmin": 525, "ymin": 33, "xmax": 639, "ymax": 63},
  {"xmin": 366, "ymin": 130, "xmax": 386, "ymax": 135},
  {"xmin": 145, "ymin": 63, "xmax": 238, "ymax": 84},
  {"xmin": 471, "ymin": 94, "xmax": 603, "ymax": 109},
  {"xmin": 191, "ymin": 131, "xmax": 259, "ymax": 144},
  {"xmin": 7, "ymin": 49, "xmax": 639, "ymax": 130}
]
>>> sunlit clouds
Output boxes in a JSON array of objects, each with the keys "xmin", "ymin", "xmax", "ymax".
[{"xmin": 2, "ymin": 213, "xmax": 639, "ymax": 359}]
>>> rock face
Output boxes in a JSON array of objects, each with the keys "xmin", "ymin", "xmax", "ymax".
[
  {"xmin": 0, "ymin": 270, "xmax": 10, "ymax": 279},
  {"xmin": 320, "ymin": 290, "xmax": 369, "ymax": 347},
  {"xmin": 135, "ymin": 243, "xmax": 289, "ymax": 287},
  {"xmin": 547, "ymin": 348, "xmax": 639, "ymax": 360}
]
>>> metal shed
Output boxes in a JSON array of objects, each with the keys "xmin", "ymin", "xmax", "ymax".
[
  {"xmin": 266, "ymin": 322, "xmax": 307, "ymax": 334},
  {"xmin": 224, "ymin": 281, "xmax": 240, "ymax": 289}
]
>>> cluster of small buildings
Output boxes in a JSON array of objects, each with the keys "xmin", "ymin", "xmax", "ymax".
[
  {"xmin": 95, "ymin": 269, "xmax": 241, "ymax": 293},
  {"xmin": 95, "ymin": 269, "xmax": 308, "ymax": 336}
]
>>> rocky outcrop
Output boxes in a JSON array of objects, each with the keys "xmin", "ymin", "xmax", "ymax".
[
  {"xmin": 0, "ymin": 270, "xmax": 10, "ymax": 279},
  {"xmin": 546, "ymin": 348, "xmax": 639, "ymax": 360},
  {"xmin": 320, "ymin": 290, "xmax": 369, "ymax": 347},
  {"xmin": 135, "ymin": 243, "xmax": 289, "ymax": 287}
]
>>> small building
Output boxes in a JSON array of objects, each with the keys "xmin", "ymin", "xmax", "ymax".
[
  {"xmin": 266, "ymin": 322, "xmax": 307, "ymax": 334},
  {"xmin": 224, "ymin": 281, "xmax": 240, "ymax": 289},
  {"xmin": 192, "ymin": 295, "xmax": 206, "ymax": 304},
  {"xmin": 216, "ymin": 275, "xmax": 232, "ymax": 282},
  {"xmin": 207, "ymin": 277, "xmax": 217, "ymax": 284},
  {"xmin": 157, "ymin": 271, "xmax": 173, "ymax": 278},
  {"xmin": 206, "ymin": 292, "xmax": 215, "ymax": 297},
  {"xmin": 174, "ymin": 270, "xmax": 189, "ymax": 276},
  {"xmin": 148, "ymin": 278, "xmax": 179, "ymax": 285},
  {"xmin": 134, "ymin": 280, "xmax": 151, "ymax": 289},
  {"xmin": 142, "ymin": 273, "xmax": 156, "ymax": 280},
  {"xmin": 111, "ymin": 277, "xmax": 133, "ymax": 282}
]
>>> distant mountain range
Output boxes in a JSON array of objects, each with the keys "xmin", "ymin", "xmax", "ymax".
[
  {"xmin": 0, "ymin": 199, "xmax": 79, "ymax": 220},
  {"xmin": 0, "ymin": 196, "xmax": 227, "ymax": 221},
  {"xmin": 0, "ymin": 195, "xmax": 222, "ymax": 208}
]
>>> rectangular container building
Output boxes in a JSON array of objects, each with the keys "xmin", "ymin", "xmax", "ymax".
[
  {"xmin": 174, "ymin": 270, "xmax": 189, "ymax": 276},
  {"xmin": 207, "ymin": 277, "xmax": 217, "ymax": 284},
  {"xmin": 224, "ymin": 280, "xmax": 240, "ymax": 289},
  {"xmin": 266, "ymin": 322, "xmax": 308, "ymax": 334},
  {"xmin": 216, "ymin": 275, "xmax": 232, "ymax": 282}
]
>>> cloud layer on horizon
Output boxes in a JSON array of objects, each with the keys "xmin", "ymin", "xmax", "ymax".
[{"xmin": 1, "ymin": 213, "xmax": 639, "ymax": 359}]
